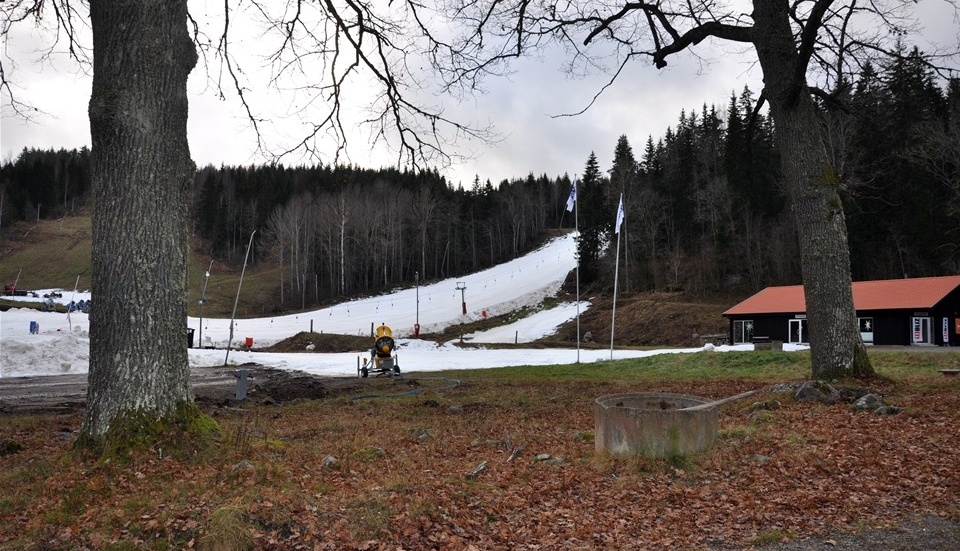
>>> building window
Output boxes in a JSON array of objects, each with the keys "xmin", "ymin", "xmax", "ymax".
[
  {"xmin": 733, "ymin": 320, "xmax": 753, "ymax": 344},
  {"xmin": 858, "ymin": 317, "xmax": 874, "ymax": 344}
]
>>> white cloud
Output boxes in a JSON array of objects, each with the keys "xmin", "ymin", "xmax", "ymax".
[{"xmin": 2, "ymin": 2, "xmax": 954, "ymax": 183}]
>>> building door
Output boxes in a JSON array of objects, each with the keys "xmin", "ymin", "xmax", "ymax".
[
  {"xmin": 912, "ymin": 317, "xmax": 933, "ymax": 345},
  {"xmin": 733, "ymin": 320, "xmax": 753, "ymax": 344},
  {"xmin": 788, "ymin": 319, "xmax": 807, "ymax": 344}
]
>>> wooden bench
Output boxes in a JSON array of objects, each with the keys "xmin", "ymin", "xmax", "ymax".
[{"xmin": 939, "ymin": 369, "xmax": 960, "ymax": 377}]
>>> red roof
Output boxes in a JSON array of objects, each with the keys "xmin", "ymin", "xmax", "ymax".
[{"xmin": 723, "ymin": 275, "xmax": 960, "ymax": 316}]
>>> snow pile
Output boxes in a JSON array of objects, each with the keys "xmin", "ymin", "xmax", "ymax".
[
  {"xmin": 0, "ymin": 309, "xmax": 91, "ymax": 377},
  {"xmin": 464, "ymin": 301, "xmax": 589, "ymax": 344}
]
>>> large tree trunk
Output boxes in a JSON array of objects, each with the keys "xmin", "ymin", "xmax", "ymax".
[
  {"xmin": 752, "ymin": 0, "xmax": 873, "ymax": 380},
  {"xmin": 81, "ymin": 0, "xmax": 199, "ymax": 441}
]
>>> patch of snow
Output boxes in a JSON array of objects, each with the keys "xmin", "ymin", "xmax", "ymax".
[
  {"xmin": 0, "ymin": 233, "xmax": 809, "ymax": 379},
  {"xmin": 464, "ymin": 301, "xmax": 589, "ymax": 344}
]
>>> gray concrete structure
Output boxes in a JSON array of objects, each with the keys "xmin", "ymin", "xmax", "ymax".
[{"xmin": 595, "ymin": 393, "xmax": 718, "ymax": 458}]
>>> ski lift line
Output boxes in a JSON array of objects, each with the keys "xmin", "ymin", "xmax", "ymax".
[
  {"xmin": 401, "ymin": 238, "xmax": 573, "ymax": 290},
  {"xmin": 313, "ymin": 243, "xmax": 570, "ymax": 311},
  {"xmin": 350, "ymin": 377, "xmax": 461, "ymax": 401}
]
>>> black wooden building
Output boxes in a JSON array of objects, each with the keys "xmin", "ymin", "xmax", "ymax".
[{"xmin": 723, "ymin": 275, "xmax": 960, "ymax": 346}]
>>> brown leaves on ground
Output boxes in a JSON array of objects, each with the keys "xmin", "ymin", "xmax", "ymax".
[{"xmin": 1, "ymin": 376, "xmax": 959, "ymax": 550}]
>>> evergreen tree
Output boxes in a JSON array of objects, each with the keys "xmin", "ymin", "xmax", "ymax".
[
  {"xmin": 576, "ymin": 152, "xmax": 606, "ymax": 283},
  {"xmin": 609, "ymin": 135, "xmax": 638, "ymax": 291}
]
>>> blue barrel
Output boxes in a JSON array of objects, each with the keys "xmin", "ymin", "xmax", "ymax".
[{"xmin": 29, "ymin": 321, "xmax": 38, "ymax": 334}]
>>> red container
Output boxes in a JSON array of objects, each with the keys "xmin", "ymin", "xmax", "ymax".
[{"xmin": 244, "ymin": 337, "xmax": 254, "ymax": 348}]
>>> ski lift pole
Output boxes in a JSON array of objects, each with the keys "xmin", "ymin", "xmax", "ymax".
[
  {"xmin": 456, "ymin": 281, "xmax": 467, "ymax": 315},
  {"xmin": 66, "ymin": 275, "xmax": 79, "ymax": 330},
  {"xmin": 199, "ymin": 260, "xmax": 213, "ymax": 349},
  {"xmin": 225, "ymin": 230, "xmax": 256, "ymax": 365}
]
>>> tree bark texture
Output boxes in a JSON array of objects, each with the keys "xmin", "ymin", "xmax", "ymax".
[
  {"xmin": 83, "ymin": 0, "xmax": 198, "ymax": 438},
  {"xmin": 751, "ymin": 0, "xmax": 872, "ymax": 379}
]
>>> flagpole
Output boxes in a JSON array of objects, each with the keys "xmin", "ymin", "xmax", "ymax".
[
  {"xmin": 574, "ymin": 184, "xmax": 581, "ymax": 364},
  {"xmin": 565, "ymin": 180, "xmax": 581, "ymax": 363},
  {"xmin": 610, "ymin": 194, "xmax": 624, "ymax": 360},
  {"xmin": 610, "ymin": 231, "xmax": 621, "ymax": 360}
]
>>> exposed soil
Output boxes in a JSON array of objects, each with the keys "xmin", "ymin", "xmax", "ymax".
[
  {"xmin": 554, "ymin": 290, "xmax": 731, "ymax": 347},
  {"xmin": 259, "ymin": 332, "xmax": 372, "ymax": 353},
  {"xmin": 0, "ymin": 365, "xmax": 429, "ymax": 416}
]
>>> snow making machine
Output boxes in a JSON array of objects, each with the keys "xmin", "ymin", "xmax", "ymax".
[{"xmin": 359, "ymin": 324, "xmax": 401, "ymax": 378}]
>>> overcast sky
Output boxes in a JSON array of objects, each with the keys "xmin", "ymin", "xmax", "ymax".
[{"xmin": 1, "ymin": 1, "xmax": 957, "ymax": 187}]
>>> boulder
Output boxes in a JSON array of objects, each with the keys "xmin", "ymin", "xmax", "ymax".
[
  {"xmin": 851, "ymin": 393, "xmax": 885, "ymax": 411},
  {"xmin": 744, "ymin": 399, "xmax": 782, "ymax": 413},
  {"xmin": 794, "ymin": 381, "xmax": 840, "ymax": 404},
  {"xmin": 874, "ymin": 405, "xmax": 903, "ymax": 416},
  {"xmin": 769, "ymin": 382, "xmax": 802, "ymax": 394}
]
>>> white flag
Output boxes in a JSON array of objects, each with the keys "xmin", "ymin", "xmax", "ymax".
[
  {"xmin": 615, "ymin": 194, "xmax": 625, "ymax": 234},
  {"xmin": 565, "ymin": 182, "xmax": 577, "ymax": 212}
]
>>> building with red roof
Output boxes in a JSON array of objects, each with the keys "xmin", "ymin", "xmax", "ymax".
[{"xmin": 723, "ymin": 275, "xmax": 960, "ymax": 346}]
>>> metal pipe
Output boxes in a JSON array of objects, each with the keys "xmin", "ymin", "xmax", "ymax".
[{"xmin": 680, "ymin": 389, "xmax": 760, "ymax": 411}]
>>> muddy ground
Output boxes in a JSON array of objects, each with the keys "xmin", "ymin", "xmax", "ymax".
[{"xmin": 0, "ymin": 365, "xmax": 375, "ymax": 415}]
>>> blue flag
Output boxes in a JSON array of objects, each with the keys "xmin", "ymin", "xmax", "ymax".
[{"xmin": 565, "ymin": 182, "xmax": 577, "ymax": 212}]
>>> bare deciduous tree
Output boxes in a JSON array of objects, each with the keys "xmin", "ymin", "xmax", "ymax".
[{"xmin": 0, "ymin": 0, "xmax": 493, "ymax": 451}]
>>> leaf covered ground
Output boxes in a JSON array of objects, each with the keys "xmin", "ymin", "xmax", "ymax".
[{"xmin": 1, "ymin": 356, "xmax": 959, "ymax": 550}]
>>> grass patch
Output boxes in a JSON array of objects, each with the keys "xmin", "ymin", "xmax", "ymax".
[
  {"xmin": 718, "ymin": 423, "xmax": 756, "ymax": 441},
  {"xmin": 353, "ymin": 446, "xmax": 387, "ymax": 462},
  {"xmin": 200, "ymin": 505, "xmax": 255, "ymax": 551},
  {"xmin": 748, "ymin": 528, "xmax": 796, "ymax": 545},
  {"xmin": 1, "ymin": 216, "xmax": 92, "ymax": 291},
  {"xmin": 574, "ymin": 430, "xmax": 594, "ymax": 442},
  {"xmin": 439, "ymin": 350, "xmax": 811, "ymax": 383},
  {"xmin": 343, "ymin": 496, "xmax": 392, "ymax": 540},
  {"xmin": 73, "ymin": 402, "xmax": 221, "ymax": 460},
  {"xmin": 0, "ymin": 437, "xmax": 25, "ymax": 456}
]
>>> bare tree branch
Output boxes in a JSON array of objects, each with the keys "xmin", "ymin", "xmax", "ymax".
[
  {"xmin": 792, "ymin": 0, "xmax": 838, "ymax": 104},
  {"xmin": 650, "ymin": 20, "xmax": 754, "ymax": 68},
  {"xmin": 1, "ymin": 0, "xmax": 89, "ymax": 120}
]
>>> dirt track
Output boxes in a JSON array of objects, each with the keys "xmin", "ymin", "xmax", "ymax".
[{"xmin": 0, "ymin": 366, "xmax": 398, "ymax": 415}]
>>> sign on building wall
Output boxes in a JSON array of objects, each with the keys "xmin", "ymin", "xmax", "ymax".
[{"xmin": 944, "ymin": 317, "xmax": 950, "ymax": 344}]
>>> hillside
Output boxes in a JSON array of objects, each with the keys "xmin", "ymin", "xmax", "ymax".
[
  {"xmin": 1, "ymin": 212, "xmax": 735, "ymax": 347},
  {"xmin": 1, "ymin": 211, "xmax": 280, "ymax": 319}
]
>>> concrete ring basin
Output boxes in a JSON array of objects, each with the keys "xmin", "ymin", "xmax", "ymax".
[{"xmin": 595, "ymin": 392, "xmax": 718, "ymax": 458}]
